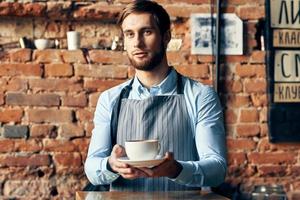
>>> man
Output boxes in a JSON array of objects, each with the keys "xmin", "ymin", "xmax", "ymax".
[{"xmin": 85, "ymin": 0, "xmax": 227, "ymax": 191}]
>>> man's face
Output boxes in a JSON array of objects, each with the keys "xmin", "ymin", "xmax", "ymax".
[{"xmin": 121, "ymin": 12, "xmax": 166, "ymax": 71}]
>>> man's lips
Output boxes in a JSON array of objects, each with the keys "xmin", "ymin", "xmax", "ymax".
[{"xmin": 132, "ymin": 51, "xmax": 148, "ymax": 58}]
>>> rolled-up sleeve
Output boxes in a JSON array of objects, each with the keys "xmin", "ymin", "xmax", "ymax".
[{"xmin": 172, "ymin": 86, "xmax": 227, "ymax": 187}]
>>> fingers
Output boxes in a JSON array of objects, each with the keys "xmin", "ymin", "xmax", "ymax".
[
  {"xmin": 112, "ymin": 144, "xmax": 126, "ymax": 157},
  {"xmin": 165, "ymin": 152, "xmax": 174, "ymax": 160},
  {"xmin": 109, "ymin": 144, "xmax": 148, "ymax": 180},
  {"xmin": 120, "ymin": 168, "xmax": 149, "ymax": 179}
]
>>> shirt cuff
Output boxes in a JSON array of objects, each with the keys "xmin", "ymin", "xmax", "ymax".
[
  {"xmin": 170, "ymin": 161, "xmax": 202, "ymax": 185},
  {"xmin": 100, "ymin": 157, "xmax": 120, "ymax": 181}
]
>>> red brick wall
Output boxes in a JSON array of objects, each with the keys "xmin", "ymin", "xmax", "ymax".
[{"xmin": 0, "ymin": 1, "xmax": 300, "ymax": 199}]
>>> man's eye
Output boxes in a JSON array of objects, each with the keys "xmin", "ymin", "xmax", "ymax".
[
  {"xmin": 125, "ymin": 32, "xmax": 134, "ymax": 38},
  {"xmin": 144, "ymin": 30, "xmax": 152, "ymax": 35}
]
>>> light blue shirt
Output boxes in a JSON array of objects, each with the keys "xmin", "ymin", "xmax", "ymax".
[{"xmin": 85, "ymin": 68, "xmax": 227, "ymax": 188}]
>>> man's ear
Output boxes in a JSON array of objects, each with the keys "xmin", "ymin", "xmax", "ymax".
[{"xmin": 163, "ymin": 30, "xmax": 171, "ymax": 48}]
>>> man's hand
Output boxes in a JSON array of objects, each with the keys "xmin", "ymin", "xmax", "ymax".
[
  {"xmin": 108, "ymin": 144, "xmax": 149, "ymax": 179},
  {"xmin": 140, "ymin": 152, "xmax": 182, "ymax": 178}
]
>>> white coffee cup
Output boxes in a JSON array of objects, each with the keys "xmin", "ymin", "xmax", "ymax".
[
  {"xmin": 125, "ymin": 139, "xmax": 160, "ymax": 161},
  {"xmin": 67, "ymin": 31, "xmax": 80, "ymax": 50}
]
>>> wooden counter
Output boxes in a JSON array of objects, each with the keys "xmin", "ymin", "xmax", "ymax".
[{"xmin": 76, "ymin": 190, "xmax": 229, "ymax": 200}]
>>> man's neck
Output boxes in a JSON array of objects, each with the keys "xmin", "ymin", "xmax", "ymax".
[{"xmin": 135, "ymin": 62, "xmax": 170, "ymax": 89}]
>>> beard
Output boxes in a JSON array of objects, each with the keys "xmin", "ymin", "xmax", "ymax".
[{"xmin": 128, "ymin": 42, "xmax": 166, "ymax": 71}]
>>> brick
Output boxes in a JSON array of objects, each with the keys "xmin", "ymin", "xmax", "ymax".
[
  {"xmin": 167, "ymin": 51, "xmax": 189, "ymax": 65},
  {"xmin": 73, "ymin": 3, "xmax": 123, "ymax": 21},
  {"xmin": 89, "ymin": 50, "xmax": 129, "ymax": 64},
  {"xmin": 224, "ymin": 0, "xmax": 265, "ymax": 5},
  {"xmin": 59, "ymin": 123, "xmax": 84, "ymax": 139},
  {"xmin": 258, "ymin": 165, "xmax": 286, "ymax": 176},
  {"xmin": 260, "ymin": 123, "xmax": 268, "ymax": 137},
  {"xmin": 227, "ymin": 138, "xmax": 256, "ymax": 151},
  {"xmin": 29, "ymin": 79, "xmax": 83, "ymax": 92},
  {"xmin": 289, "ymin": 166, "xmax": 300, "ymax": 177},
  {"xmin": 30, "ymin": 124, "xmax": 56, "ymax": 138},
  {"xmin": 24, "ymin": 3, "xmax": 46, "ymax": 16},
  {"xmin": 0, "ymin": 79, "xmax": 5, "ymax": 91},
  {"xmin": 62, "ymin": 93, "xmax": 87, "ymax": 107},
  {"xmin": 0, "ymin": 63, "xmax": 42, "ymax": 76},
  {"xmin": 35, "ymin": 19, "xmax": 67, "ymax": 38},
  {"xmin": 3, "ymin": 180, "xmax": 51, "ymax": 198},
  {"xmin": 250, "ymin": 51, "xmax": 266, "ymax": 63},
  {"xmin": 33, "ymin": 49, "xmax": 63, "ymax": 63},
  {"xmin": 72, "ymin": 138, "xmax": 90, "ymax": 153},
  {"xmin": 74, "ymin": 64, "xmax": 128, "ymax": 79},
  {"xmin": 165, "ymin": 4, "xmax": 210, "ymax": 18},
  {"xmin": 224, "ymin": 55, "xmax": 249, "ymax": 64},
  {"xmin": 0, "ymin": 2, "xmax": 46, "ymax": 17},
  {"xmin": 244, "ymin": 79, "xmax": 266, "ymax": 93},
  {"xmin": 236, "ymin": 124, "xmax": 260, "ymax": 137},
  {"xmin": 45, "ymin": 63, "xmax": 73, "ymax": 77},
  {"xmin": 228, "ymin": 165, "xmax": 256, "ymax": 178},
  {"xmin": 61, "ymin": 50, "xmax": 87, "ymax": 63},
  {"xmin": 235, "ymin": 64, "xmax": 266, "ymax": 78},
  {"xmin": 28, "ymin": 109, "xmax": 74, "ymax": 123},
  {"xmin": 81, "ymin": 152, "xmax": 88, "ymax": 164},
  {"xmin": 6, "ymin": 78, "xmax": 28, "ymax": 92},
  {"xmin": 227, "ymin": 152, "xmax": 246, "ymax": 165},
  {"xmin": 0, "ymin": 93, "xmax": 3, "ymax": 105},
  {"xmin": 250, "ymin": 93, "xmax": 268, "ymax": 107},
  {"xmin": 76, "ymin": 109, "xmax": 94, "ymax": 122},
  {"xmin": 174, "ymin": 64, "xmax": 210, "ymax": 79},
  {"xmin": 3, "ymin": 125, "xmax": 28, "ymax": 139},
  {"xmin": 8, "ymin": 48, "xmax": 32, "ymax": 62},
  {"xmin": 84, "ymin": 79, "xmax": 125, "ymax": 92},
  {"xmin": 0, "ymin": 154, "xmax": 50, "ymax": 167},
  {"xmin": 222, "ymin": 80, "xmax": 243, "ymax": 93},
  {"xmin": 196, "ymin": 55, "xmax": 215, "ymax": 63},
  {"xmin": 240, "ymin": 109, "xmax": 259, "ymax": 122},
  {"xmin": 248, "ymin": 152, "xmax": 296, "ymax": 164},
  {"xmin": 53, "ymin": 153, "xmax": 81, "ymax": 167},
  {"xmin": 89, "ymin": 92, "xmax": 101, "ymax": 107},
  {"xmin": 0, "ymin": 139, "xmax": 14, "ymax": 153},
  {"xmin": 46, "ymin": 1, "xmax": 72, "ymax": 19},
  {"xmin": 171, "ymin": 0, "xmax": 210, "ymax": 4},
  {"xmin": 0, "ymin": 109, "xmax": 23, "ymax": 123},
  {"xmin": 226, "ymin": 94, "xmax": 251, "ymax": 108},
  {"xmin": 0, "ymin": 50, "xmax": 10, "ymax": 62},
  {"xmin": 55, "ymin": 175, "xmax": 86, "ymax": 199},
  {"xmin": 258, "ymin": 138, "xmax": 274, "ymax": 151},
  {"xmin": 85, "ymin": 123, "xmax": 94, "ymax": 137},
  {"xmin": 238, "ymin": 6, "xmax": 265, "ymax": 20},
  {"xmin": 259, "ymin": 107, "xmax": 267, "ymax": 123},
  {"xmin": 224, "ymin": 109, "xmax": 237, "ymax": 124},
  {"xmin": 6, "ymin": 93, "xmax": 60, "ymax": 106},
  {"xmin": 43, "ymin": 139, "xmax": 77, "ymax": 152},
  {"xmin": 14, "ymin": 139, "xmax": 42, "ymax": 152}
]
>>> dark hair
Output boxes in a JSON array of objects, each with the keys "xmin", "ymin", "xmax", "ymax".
[{"xmin": 117, "ymin": 0, "xmax": 171, "ymax": 36}]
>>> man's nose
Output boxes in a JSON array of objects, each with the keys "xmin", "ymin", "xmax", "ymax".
[{"xmin": 133, "ymin": 34, "xmax": 144, "ymax": 48}]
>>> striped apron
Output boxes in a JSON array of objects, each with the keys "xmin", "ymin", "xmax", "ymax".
[{"xmin": 111, "ymin": 73, "xmax": 199, "ymax": 191}]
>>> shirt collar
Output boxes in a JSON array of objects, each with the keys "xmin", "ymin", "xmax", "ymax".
[{"xmin": 132, "ymin": 68, "xmax": 177, "ymax": 95}]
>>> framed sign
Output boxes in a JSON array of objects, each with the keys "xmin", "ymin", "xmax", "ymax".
[
  {"xmin": 190, "ymin": 13, "xmax": 243, "ymax": 55},
  {"xmin": 266, "ymin": 0, "xmax": 300, "ymax": 142}
]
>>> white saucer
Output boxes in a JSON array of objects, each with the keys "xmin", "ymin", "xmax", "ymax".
[{"xmin": 117, "ymin": 156, "xmax": 165, "ymax": 168}]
